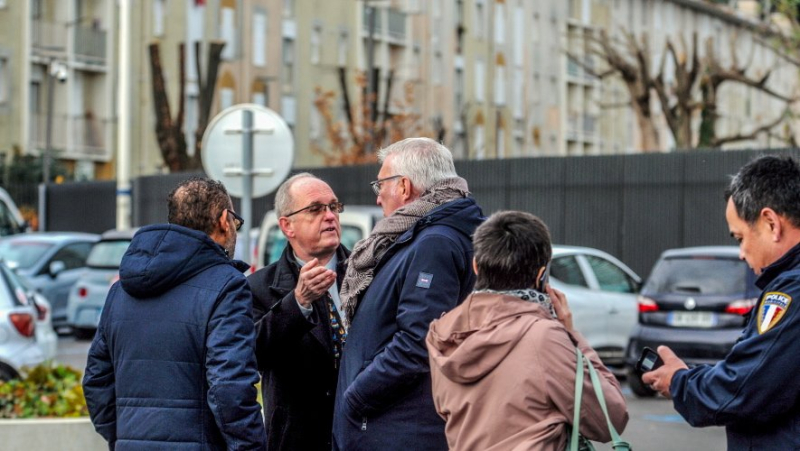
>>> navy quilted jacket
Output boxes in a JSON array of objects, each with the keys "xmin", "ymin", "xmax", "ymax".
[{"xmin": 83, "ymin": 224, "xmax": 266, "ymax": 450}]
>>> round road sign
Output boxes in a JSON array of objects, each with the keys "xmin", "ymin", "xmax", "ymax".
[{"xmin": 201, "ymin": 103, "xmax": 294, "ymax": 198}]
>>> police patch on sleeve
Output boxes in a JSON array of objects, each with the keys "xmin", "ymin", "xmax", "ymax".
[{"xmin": 757, "ymin": 291, "xmax": 793, "ymax": 334}]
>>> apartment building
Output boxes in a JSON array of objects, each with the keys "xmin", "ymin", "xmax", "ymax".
[
  {"xmin": 0, "ymin": 0, "xmax": 115, "ymax": 180},
  {"xmin": 0, "ymin": 0, "xmax": 796, "ymax": 181}
]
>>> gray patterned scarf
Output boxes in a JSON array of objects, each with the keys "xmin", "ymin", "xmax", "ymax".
[
  {"xmin": 340, "ymin": 177, "xmax": 470, "ymax": 327},
  {"xmin": 474, "ymin": 288, "xmax": 555, "ymax": 318}
]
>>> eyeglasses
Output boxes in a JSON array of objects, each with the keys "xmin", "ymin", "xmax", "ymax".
[
  {"xmin": 285, "ymin": 202, "xmax": 344, "ymax": 218},
  {"xmin": 369, "ymin": 175, "xmax": 404, "ymax": 196},
  {"xmin": 226, "ymin": 209, "xmax": 244, "ymax": 232}
]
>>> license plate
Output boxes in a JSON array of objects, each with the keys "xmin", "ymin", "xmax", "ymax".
[{"xmin": 668, "ymin": 311, "xmax": 718, "ymax": 328}]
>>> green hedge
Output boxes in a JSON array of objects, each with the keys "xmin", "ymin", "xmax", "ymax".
[{"xmin": 0, "ymin": 364, "xmax": 88, "ymax": 418}]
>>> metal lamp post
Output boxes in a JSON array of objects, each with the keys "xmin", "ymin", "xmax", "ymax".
[{"xmin": 43, "ymin": 60, "xmax": 67, "ymax": 185}]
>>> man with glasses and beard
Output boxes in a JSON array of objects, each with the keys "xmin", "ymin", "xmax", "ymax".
[
  {"xmin": 84, "ymin": 177, "xmax": 266, "ymax": 450},
  {"xmin": 248, "ymin": 173, "xmax": 348, "ymax": 451}
]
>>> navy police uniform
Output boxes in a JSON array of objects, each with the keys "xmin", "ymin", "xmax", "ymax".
[{"xmin": 670, "ymin": 242, "xmax": 800, "ymax": 450}]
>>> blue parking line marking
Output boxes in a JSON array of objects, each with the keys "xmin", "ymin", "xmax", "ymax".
[{"xmin": 643, "ymin": 414, "xmax": 687, "ymax": 424}]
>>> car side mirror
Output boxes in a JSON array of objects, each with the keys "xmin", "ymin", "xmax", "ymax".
[{"xmin": 49, "ymin": 261, "xmax": 66, "ymax": 278}]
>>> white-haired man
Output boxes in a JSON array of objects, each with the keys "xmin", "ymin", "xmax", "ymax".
[{"xmin": 332, "ymin": 138, "xmax": 484, "ymax": 451}]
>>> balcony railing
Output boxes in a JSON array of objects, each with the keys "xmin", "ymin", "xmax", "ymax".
[
  {"xmin": 74, "ymin": 25, "xmax": 107, "ymax": 64},
  {"xmin": 31, "ymin": 20, "xmax": 69, "ymax": 54},
  {"xmin": 388, "ymin": 9, "xmax": 406, "ymax": 41},
  {"xmin": 362, "ymin": 7, "xmax": 383, "ymax": 35},
  {"xmin": 30, "ymin": 113, "xmax": 110, "ymax": 159}
]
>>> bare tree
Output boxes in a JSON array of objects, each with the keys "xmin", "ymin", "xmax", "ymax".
[
  {"xmin": 578, "ymin": 25, "xmax": 797, "ymax": 151},
  {"xmin": 148, "ymin": 41, "xmax": 225, "ymax": 172}
]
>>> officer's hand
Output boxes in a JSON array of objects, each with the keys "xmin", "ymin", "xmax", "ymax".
[
  {"xmin": 641, "ymin": 346, "xmax": 688, "ymax": 398},
  {"xmin": 294, "ymin": 258, "xmax": 336, "ymax": 308},
  {"xmin": 547, "ymin": 284, "xmax": 573, "ymax": 332}
]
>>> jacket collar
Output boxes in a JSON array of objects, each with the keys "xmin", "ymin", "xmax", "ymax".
[
  {"xmin": 396, "ymin": 197, "xmax": 484, "ymax": 245},
  {"xmin": 756, "ymin": 241, "xmax": 800, "ymax": 289}
]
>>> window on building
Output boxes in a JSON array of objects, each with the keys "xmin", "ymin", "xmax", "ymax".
[
  {"xmin": 513, "ymin": 68, "xmax": 523, "ymax": 118},
  {"xmin": 494, "ymin": 2, "xmax": 505, "ymax": 44},
  {"xmin": 153, "ymin": 0, "xmax": 165, "ymax": 37},
  {"xmin": 338, "ymin": 30, "xmax": 348, "ymax": 67},
  {"xmin": 282, "ymin": 38, "xmax": 295, "ymax": 91},
  {"xmin": 433, "ymin": 51, "xmax": 443, "ymax": 85},
  {"xmin": 474, "ymin": 1, "xmax": 484, "ymax": 39},
  {"xmin": 455, "ymin": 67, "xmax": 464, "ymax": 114},
  {"xmin": 0, "ymin": 58, "xmax": 8, "ymax": 104},
  {"xmin": 311, "ymin": 25, "xmax": 321, "ymax": 65},
  {"xmin": 474, "ymin": 125, "xmax": 485, "ymax": 159},
  {"xmin": 513, "ymin": 7, "xmax": 523, "ymax": 66},
  {"xmin": 475, "ymin": 60, "xmax": 485, "ymax": 102},
  {"xmin": 252, "ymin": 11, "xmax": 267, "ymax": 67},
  {"xmin": 221, "ymin": 6, "xmax": 236, "ymax": 60},
  {"xmin": 220, "ymin": 88, "xmax": 234, "ymax": 110},
  {"xmin": 253, "ymin": 92, "xmax": 266, "ymax": 106},
  {"xmin": 283, "ymin": 0, "xmax": 294, "ymax": 17},
  {"xmin": 186, "ymin": 0, "xmax": 204, "ymax": 80}
]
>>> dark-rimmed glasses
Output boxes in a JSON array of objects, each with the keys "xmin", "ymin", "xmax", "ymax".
[
  {"xmin": 370, "ymin": 175, "xmax": 404, "ymax": 196},
  {"xmin": 285, "ymin": 202, "xmax": 344, "ymax": 218},
  {"xmin": 226, "ymin": 209, "xmax": 244, "ymax": 231}
]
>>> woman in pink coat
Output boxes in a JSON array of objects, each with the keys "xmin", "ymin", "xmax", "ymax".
[{"xmin": 426, "ymin": 211, "xmax": 628, "ymax": 451}]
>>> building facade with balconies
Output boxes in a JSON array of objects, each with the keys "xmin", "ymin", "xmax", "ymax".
[{"xmin": 0, "ymin": 0, "xmax": 115, "ymax": 180}]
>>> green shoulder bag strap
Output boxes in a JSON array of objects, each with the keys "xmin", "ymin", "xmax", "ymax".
[{"xmin": 569, "ymin": 347, "xmax": 632, "ymax": 451}]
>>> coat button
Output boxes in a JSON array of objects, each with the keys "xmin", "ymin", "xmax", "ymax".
[{"xmin": 326, "ymin": 391, "xmax": 332, "ymax": 397}]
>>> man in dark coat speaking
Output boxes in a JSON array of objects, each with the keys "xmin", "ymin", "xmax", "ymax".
[
  {"xmin": 248, "ymin": 173, "xmax": 348, "ymax": 451},
  {"xmin": 83, "ymin": 177, "xmax": 266, "ymax": 450}
]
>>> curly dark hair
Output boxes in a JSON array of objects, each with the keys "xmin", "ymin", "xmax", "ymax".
[
  {"xmin": 725, "ymin": 154, "xmax": 800, "ymax": 228},
  {"xmin": 167, "ymin": 177, "xmax": 232, "ymax": 235},
  {"xmin": 473, "ymin": 210, "xmax": 552, "ymax": 291}
]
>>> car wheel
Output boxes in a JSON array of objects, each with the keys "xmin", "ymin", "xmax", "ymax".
[
  {"xmin": 0, "ymin": 364, "xmax": 19, "ymax": 382},
  {"xmin": 628, "ymin": 368, "xmax": 657, "ymax": 398},
  {"xmin": 73, "ymin": 327, "xmax": 96, "ymax": 341}
]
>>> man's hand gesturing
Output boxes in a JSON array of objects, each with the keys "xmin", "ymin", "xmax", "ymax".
[{"xmin": 295, "ymin": 258, "xmax": 337, "ymax": 308}]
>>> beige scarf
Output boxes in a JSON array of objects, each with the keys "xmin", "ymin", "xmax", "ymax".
[{"xmin": 340, "ymin": 177, "xmax": 470, "ymax": 327}]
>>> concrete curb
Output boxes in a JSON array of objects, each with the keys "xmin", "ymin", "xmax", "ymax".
[{"xmin": 0, "ymin": 418, "xmax": 106, "ymax": 450}]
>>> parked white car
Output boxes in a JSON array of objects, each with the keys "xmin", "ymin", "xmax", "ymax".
[
  {"xmin": 550, "ymin": 245, "xmax": 642, "ymax": 367},
  {"xmin": 0, "ymin": 262, "xmax": 54, "ymax": 380}
]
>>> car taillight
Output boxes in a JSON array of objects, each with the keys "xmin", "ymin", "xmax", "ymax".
[
  {"xmin": 725, "ymin": 298, "xmax": 757, "ymax": 315},
  {"xmin": 638, "ymin": 295, "xmax": 659, "ymax": 313},
  {"xmin": 78, "ymin": 287, "xmax": 88, "ymax": 298},
  {"xmin": 9, "ymin": 312, "xmax": 35, "ymax": 338}
]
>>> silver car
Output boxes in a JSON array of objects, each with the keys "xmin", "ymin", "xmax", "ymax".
[
  {"xmin": 66, "ymin": 229, "xmax": 136, "ymax": 340},
  {"xmin": 550, "ymin": 245, "xmax": 642, "ymax": 368},
  {"xmin": 0, "ymin": 232, "xmax": 99, "ymax": 328},
  {"xmin": 0, "ymin": 262, "xmax": 49, "ymax": 380}
]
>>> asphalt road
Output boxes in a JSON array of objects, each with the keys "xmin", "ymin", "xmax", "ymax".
[{"xmin": 56, "ymin": 336, "xmax": 727, "ymax": 450}]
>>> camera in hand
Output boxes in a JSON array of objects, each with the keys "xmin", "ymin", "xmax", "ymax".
[{"xmin": 635, "ymin": 347, "xmax": 664, "ymax": 373}]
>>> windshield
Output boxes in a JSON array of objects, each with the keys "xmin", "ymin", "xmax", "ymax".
[
  {"xmin": 643, "ymin": 257, "xmax": 752, "ymax": 296},
  {"xmin": 86, "ymin": 240, "xmax": 131, "ymax": 269},
  {"xmin": 0, "ymin": 241, "xmax": 54, "ymax": 270}
]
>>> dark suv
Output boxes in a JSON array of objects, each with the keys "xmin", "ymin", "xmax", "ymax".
[{"xmin": 626, "ymin": 246, "xmax": 759, "ymax": 397}]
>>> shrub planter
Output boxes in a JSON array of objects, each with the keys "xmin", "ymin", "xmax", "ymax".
[{"xmin": 0, "ymin": 418, "xmax": 105, "ymax": 450}]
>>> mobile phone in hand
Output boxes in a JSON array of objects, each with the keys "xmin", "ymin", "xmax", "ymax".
[{"xmin": 635, "ymin": 347, "xmax": 664, "ymax": 373}]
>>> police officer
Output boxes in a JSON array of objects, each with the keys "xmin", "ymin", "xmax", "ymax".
[{"xmin": 643, "ymin": 154, "xmax": 800, "ymax": 450}]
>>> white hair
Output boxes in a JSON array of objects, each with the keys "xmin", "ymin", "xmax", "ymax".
[{"xmin": 377, "ymin": 137, "xmax": 457, "ymax": 193}]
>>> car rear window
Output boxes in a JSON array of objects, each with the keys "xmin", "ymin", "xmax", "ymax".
[
  {"xmin": 86, "ymin": 240, "xmax": 131, "ymax": 269},
  {"xmin": 644, "ymin": 257, "xmax": 749, "ymax": 295},
  {"xmin": 0, "ymin": 241, "xmax": 54, "ymax": 270},
  {"xmin": 0, "ymin": 263, "xmax": 28, "ymax": 308}
]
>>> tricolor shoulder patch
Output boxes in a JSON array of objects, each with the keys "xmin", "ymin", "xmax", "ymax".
[{"xmin": 757, "ymin": 291, "xmax": 793, "ymax": 334}]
